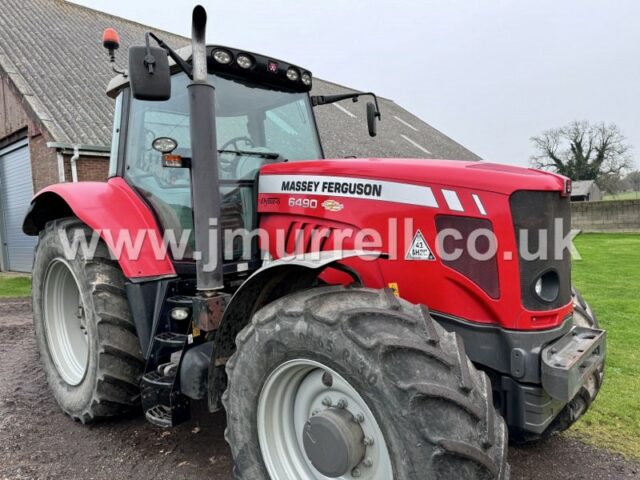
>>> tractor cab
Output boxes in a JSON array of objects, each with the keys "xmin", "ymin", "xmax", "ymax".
[
  {"xmin": 106, "ymin": 42, "xmax": 379, "ymax": 267},
  {"xmin": 106, "ymin": 45, "xmax": 324, "ymax": 262}
]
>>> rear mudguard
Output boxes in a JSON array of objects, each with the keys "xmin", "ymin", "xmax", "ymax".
[{"xmin": 23, "ymin": 178, "xmax": 175, "ymax": 279}]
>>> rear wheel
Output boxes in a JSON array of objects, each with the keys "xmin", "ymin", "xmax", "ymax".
[
  {"xmin": 224, "ymin": 286, "xmax": 509, "ymax": 479},
  {"xmin": 33, "ymin": 218, "xmax": 144, "ymax": 423}
]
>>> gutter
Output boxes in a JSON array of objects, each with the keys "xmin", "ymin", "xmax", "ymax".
[
  {"xmin": 46, "ymin": 142, "xmax": 111, "ymax": 183},
  {"xmin": 70, "ymin": 145, "xmax": 79, "ymax": 183}
]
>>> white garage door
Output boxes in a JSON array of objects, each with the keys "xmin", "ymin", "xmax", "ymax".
[{"xmin": 0, "ymin": 139, "xmax": 38, "ymax": 272}]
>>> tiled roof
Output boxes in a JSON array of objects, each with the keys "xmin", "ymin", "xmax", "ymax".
[{"xmin": 0, "ymin": 0, "xmax": 480, "ymax": 160}]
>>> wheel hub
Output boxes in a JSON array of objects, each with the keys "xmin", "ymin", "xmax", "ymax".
[
  {"xmin": 303, "ymin": 408, "xmax": 365, "ymax": 477},
  {"xmin": 257, "ymin": 359, "xmax": 393, "ymax": 479},
  {"xmin": 43, "ymin": 258, "xmax": 89, "ymax": 386}
]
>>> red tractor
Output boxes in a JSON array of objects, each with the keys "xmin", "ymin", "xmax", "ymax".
[{"xmin": 23, "ymin": 7, "xmax": 605, "ymax": 479}]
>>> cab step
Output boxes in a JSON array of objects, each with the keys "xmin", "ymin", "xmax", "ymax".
[
  {"xmin": 142, "ymin": 370, "xmax": 174, "ymax": 388},
  {"xmin": 145, "ymin": 404, "xmax": 173, "ymax": 428}
]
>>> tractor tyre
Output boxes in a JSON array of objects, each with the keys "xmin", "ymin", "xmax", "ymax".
[
  {"xmin": 512, "ymin": 287, "xmax": 604, "ymax": 443},
  {"xmin": 32, "ymin": 218, "xmax": 144, "ymax": 423},
  {"xmin": 223, "ymin": 286, "xmax": 510, "ymax": 480}
]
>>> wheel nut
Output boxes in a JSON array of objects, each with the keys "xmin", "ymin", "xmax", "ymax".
[
  {"xmin": 355, "ymin": 413, "xmax": 365, "ymax": 423},
  {"xmin": 352, "ymin": 468, "xmax": 361, "ymax": 477},
  {"xmin": 364, "ymin": 436, "xmax": 374, "ymax": 446},
  {"xmin": 322, "ymin": 396, "xmax": 332, "ymax": 407},
  {"xmin": 363, "ymin": 457, "xmax": 373, "ymax": 467},
  {"xmin": 337, "ymin": 398, "xmax": 348, "ymax": 409},
  {"xmin": 311, "ymin": 409, "xmax": 319, "ymax": 416}
]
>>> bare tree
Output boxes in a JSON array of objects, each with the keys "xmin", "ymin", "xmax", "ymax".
[{"xmin": 530, "ymin": 121, "xmax": 633, "ymax": 180}]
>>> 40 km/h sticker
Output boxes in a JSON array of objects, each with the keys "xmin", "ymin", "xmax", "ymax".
[{"xmin": 406, "ymin": 230, "xmax": 436, "ymax": 261}]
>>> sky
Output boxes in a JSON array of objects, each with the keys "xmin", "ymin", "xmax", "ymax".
[{"xmin": 71, "ymin": 0, "xmax": 639, "ymax": 167}]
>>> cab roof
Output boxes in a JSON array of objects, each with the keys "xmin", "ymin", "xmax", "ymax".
[{"xmin": 107, "ymin": 44, "xmax": 313, "ymax": 98}]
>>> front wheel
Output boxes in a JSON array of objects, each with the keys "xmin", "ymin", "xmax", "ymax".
[{"xmin": 223, "ymin": 286, "xmax": 509, "ymax": 479}]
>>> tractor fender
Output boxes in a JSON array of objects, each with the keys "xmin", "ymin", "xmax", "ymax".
[
  {"xmin": 207, "ymin": 249, "xmax": 382, "ymax": 410},
  {"xmin": 22, "ymin": 178, "xmax": 176, "ymax": 279}
]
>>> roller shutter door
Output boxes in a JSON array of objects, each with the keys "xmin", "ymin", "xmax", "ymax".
[{"xmin": 0, "ymin": 139, "xmax": 38, "ymax": 272}]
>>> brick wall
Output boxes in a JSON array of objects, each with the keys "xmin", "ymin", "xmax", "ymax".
[
  {"xmin": 62, "ymin": 155, "xmax": 109, "ymax": 183},
  {"xmin": 1, "ymin": 72, "xmax": 61, "ymax": 192},
  {"xmin": 30, "ymin": 132, "xmax": 60, "ymax": 191},
  {"xmin": 571, "ymin": 200, "xmax": 640, "ymax": 233},
  {"xmin": 0, "ymin": 74, "xmax": 31, "ymax": 138}
]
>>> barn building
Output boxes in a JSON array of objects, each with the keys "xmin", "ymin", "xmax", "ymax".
[{"xmin": 570, "ymin": 180, "xmax": 602, "ymax": 202}]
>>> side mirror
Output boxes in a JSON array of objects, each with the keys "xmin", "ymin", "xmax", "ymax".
[
  {"xmin": 367, "ymin": 102, "xmax": 378, "ymax": 137},
  {"xmin": 128, "ymin": 45, "xmax": 171, "ymax": 101}
]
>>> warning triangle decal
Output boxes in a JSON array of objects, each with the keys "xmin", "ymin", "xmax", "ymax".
[{"xmin": 406, "ymin": 229, "xmax": 436, "ymax": 261}]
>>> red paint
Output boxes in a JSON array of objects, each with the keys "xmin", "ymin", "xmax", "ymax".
[
  {"xmin": 32, "ymin": 178, "xmax": 175, "ymax": 279},
  {"xmin": 258, "ymin": 158, "xmax": 572, "ymax": 331}
]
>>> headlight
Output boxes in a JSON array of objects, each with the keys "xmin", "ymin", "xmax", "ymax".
[
  {"xmin": 152, "ymin": 137, "xmax": 177, "ymax": 153},
  {"xmin": 301, "ymin": 72, "xmax": 312, "ymax": 86},
  {"xmin": 213, "ymin": 49, "xmax": 233, "ymax": 64},
  {"xmin": 236, "ymin": 54, "xmax": 253, "ymax": 69},
  {"xmin": 286, "ymin": 67, "xmax": 300, "ymax": 81},
  {"xmin": 532, "ymin": 270, "xmax": 560, "ymax": 303},
  {"xmin": 534, "ymin": 277, "xmax": 543, "ymax": 297},
  {"xmin": 170, "ymin": 307, "xmax": 190, "ymax": 321}
]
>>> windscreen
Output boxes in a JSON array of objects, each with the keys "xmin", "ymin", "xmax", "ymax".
[{"xmin": 124, "ymin": 72, "xmax": 323, "ymax": 260}]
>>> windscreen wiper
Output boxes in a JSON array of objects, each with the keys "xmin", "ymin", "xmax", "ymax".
[{"xmin": 218, "ymin": 149, "xmax": 282, "ymax": 160}]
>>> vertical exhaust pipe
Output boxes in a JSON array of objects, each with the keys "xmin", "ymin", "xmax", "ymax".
[{"xmin": 188, "ymin": 5, "xmax": 223, "ymax": 291}]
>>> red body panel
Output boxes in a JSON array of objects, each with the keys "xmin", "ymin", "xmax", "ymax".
[
  {"xmin": 33, "ymin": 177, "xmax": 175, "ymax": 279},
  {"xmin": 258, "ymin": 158, "xmax": 572, "ymax": 331}
]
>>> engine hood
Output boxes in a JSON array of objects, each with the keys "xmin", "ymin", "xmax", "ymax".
[{"xmin": 260, "ymin": 158, "xmax": 567, "ymax": 196}]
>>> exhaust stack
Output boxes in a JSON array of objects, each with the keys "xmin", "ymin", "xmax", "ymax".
[{"xmin": 188, "ymin": 5, "xmax": 223, "ymax": 291}]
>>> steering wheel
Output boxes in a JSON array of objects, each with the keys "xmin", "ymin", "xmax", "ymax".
[
  {"xmin": 220, "ymin": 136, "xmax": 255, "ymax": 152},
  {"xmin": 219, "ymin": 136, "xmax": 256, "ymax": 177}
]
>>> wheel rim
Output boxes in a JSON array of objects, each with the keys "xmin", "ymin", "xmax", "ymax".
[
  {"xmin": 43, "ymin": 258, "xmax": 89, "ymax": 386},
  {"xmin": 257, "ymin": 359, "xmax": 393, "ymax": 480}
]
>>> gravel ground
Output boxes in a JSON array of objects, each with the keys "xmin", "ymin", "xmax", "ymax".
[{"xmin": 0, "ymin": 297, "xmax": 638, "ymax": 480}]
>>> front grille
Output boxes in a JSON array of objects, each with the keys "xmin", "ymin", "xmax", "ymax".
[
  {"xmin": 510, "ymin": 191, "xmax": 571, "ymax": 311},
  {"xmin": 435, "ymin": 215, "xmax": 500, "ymax": 299}
]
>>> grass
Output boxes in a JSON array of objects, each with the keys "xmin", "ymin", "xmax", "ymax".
[
  {"xmin": 602, "ymin": 191, "xmax": 639, "ymax": 201},
  {"xmin": 567, "ymin": 233, "xmax": 640, "ymax": 460},
  {"xmin": 0, "ymin": 273, "xmax": 31, "ymax": 297}
]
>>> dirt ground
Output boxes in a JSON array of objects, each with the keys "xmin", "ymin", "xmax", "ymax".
[{"xmin": 1, "ymin": 298, "xmax": 638, "ymax": 480}]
